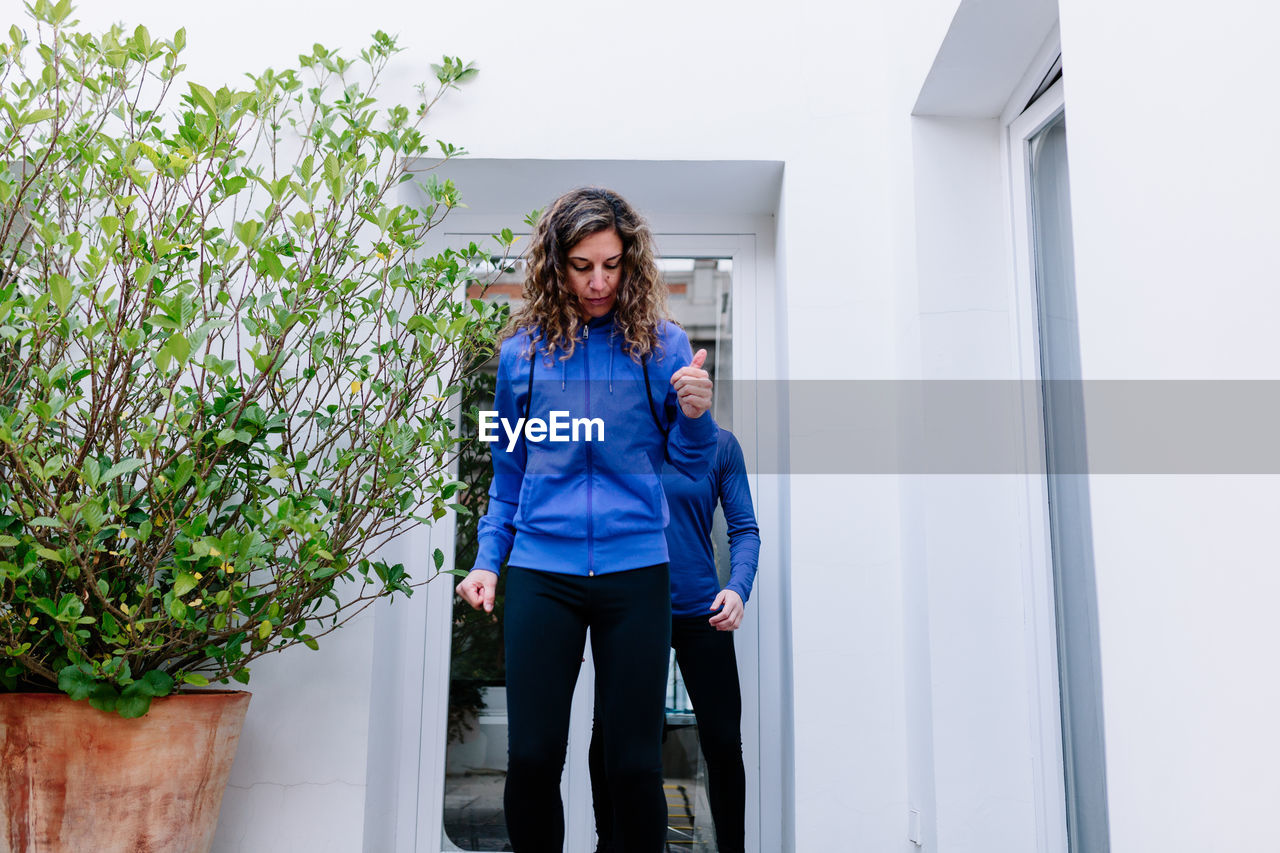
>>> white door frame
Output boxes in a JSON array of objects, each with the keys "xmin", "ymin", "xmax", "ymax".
[
  {"xmin": 373, "ymin": 213, "xmax": 784, "ymax": 853},
  {"xmin": 1002, "ymin": 71, "xmax": 1073, "ymax": 853}
]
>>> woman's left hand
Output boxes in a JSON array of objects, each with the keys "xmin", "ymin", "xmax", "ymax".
[
  {"xmin": 708, "ymin": 589, "xmax": 744, "ymax": 631},
  {"xmin": 672, "ymin": 349, "xmax": 713, "ymax": 419}
]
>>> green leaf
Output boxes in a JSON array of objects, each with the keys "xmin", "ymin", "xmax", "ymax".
[
  {"xmin": 166, "ymin": 332, "xmax": 190, "ymax": 365},
  {"xmin": 170, "ymin": 458, "xmax": 195, "ymax": 491},
  {"xmin": 58, "ymin": 664, "xmax": 98, "ymax": 701},
  {"xmin": 206, "ymin": 356, "xmax": 235, "ymax": 377},
  {"xmin": 257, "ymin": 619, "xmax": 271, "ymax": 640},
  {"xmin": 116, "ymin": 671, "xmax": 170, "ymax": 717},
  {"xmin": 115, "ymin": 691, "xmax": 152, "ymax": 718},
  {"xmin": 140, "ymin": 670, "xmax": 175, "ymax": 695},
  {"xmin": 87, "ymin": 684, "xmax": 120, "ymax": 713},
  {"xmin": 232, "ymin": 220, "xmax": 260, "ymax": 247},
  {"xmin": 188, "ymin": 82, "xmax": 216, "ymax": 113},
  {"xmin": 259, "ymin": 248, "xmax": 284, "ymax": 280},
  {"xmin": 49, "ymin": 274, "xmax": 72, "ymax": 312},
  {"xmin": 433, "ymin": 548, "xmax": 444, "ymax": 569},
  {"xmin": 182, "ymin": 672, "xmax": 209, "ymax": 686},
  {"xmin": 20, "ymin": 108, "xmax": 56, "ymax": 125},
  {"xmin": 80, "ymin": 461, "xmax": 101, "ymax": 489},
  {"xmin": 103, "ymin": 458, "xmax": 143, "ymax": 482},
  {"xmin": 153, "ymin": 346, "xmax": 172, "ymax": 372},
  {"xmin": 80, "ymin": 503, "xmax": 105, "ymax": 531},
  {"xmin": 173, "ymin": 571, "xmax": 198, "ymax": 597}
]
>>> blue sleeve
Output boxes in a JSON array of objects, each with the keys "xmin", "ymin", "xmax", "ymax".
[
  {"xmin": 663, "ymin": 328, "xmax": 718, "ymax": 480},
  {"xmin": 473, "ymin": 340, "xmax": 525, "ymax": 576},
  {"xmin": 718, "ymin": 432, "xmax": 760, "ymax": 604}
]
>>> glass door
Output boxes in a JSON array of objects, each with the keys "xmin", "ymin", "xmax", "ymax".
[
  {"xmin": 1027, "ymin": 111, "xmax": 1110, "ymax": 853},
  {"xmin": 654, "ymin": 255, "xmax": 734, "ymax": 853},
  {"xmin": 441, "ymin": 246, "xmax": 739, "ymax": 852},
  {"xmin": 441, "ymin": 253, "xmax": 521, "ymax": 852},
  {"xmin": 1010, "ymin": 81, "xmax": 1111, "ymax": 853}
]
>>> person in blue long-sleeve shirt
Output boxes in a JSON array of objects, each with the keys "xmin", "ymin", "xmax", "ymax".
[{"xmin": 590, "ymin": 427, "xmax": 760, "ymax": 853}]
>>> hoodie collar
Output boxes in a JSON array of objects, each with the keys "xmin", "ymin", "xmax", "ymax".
[{"xmin": 586, "ymin": 309, "xmax": 617, "ymax": 331}]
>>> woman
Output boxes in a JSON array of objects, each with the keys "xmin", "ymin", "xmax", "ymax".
[
  {"xmin": 589, "ymin": 426, "xmax": 760, "ymax": 853},
  {"xmin": 455, "ymin": 186, "xmax": 718, "ymax": 853}
]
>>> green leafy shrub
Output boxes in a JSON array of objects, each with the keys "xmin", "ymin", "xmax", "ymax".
[{"xmin": 0, "ymin": 1, "xmax": 511, "ymax": 716}]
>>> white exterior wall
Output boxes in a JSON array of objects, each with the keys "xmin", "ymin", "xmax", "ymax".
[
  {"xmin": 1058, "ymin": 1, "xmax": 1280, "ymax": 850},
  {"xmin": 56, "ymin": 1, "xmax": 1280, "ymax": 851}
]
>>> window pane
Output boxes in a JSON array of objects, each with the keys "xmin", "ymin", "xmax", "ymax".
[
  {"xmin": 662, "ymin": 256, "xmax": 734, "ymax": 853},
  {"xmin": 444, "ymin": 254, "xmax": 518, "ymax": 852},
  {"xmin": 1030, "ymin": 114, "xmax": 1111, "ymax": 853}
]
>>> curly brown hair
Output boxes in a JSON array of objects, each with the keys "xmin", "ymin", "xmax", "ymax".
[{"xmin": 502, "ymin": 187, "xmax": 668, "ymax": 361}]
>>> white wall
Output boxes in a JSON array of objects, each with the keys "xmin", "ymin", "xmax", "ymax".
[
  {"xmin": 211, "ymin": 613, "xmax": 375, "ymax": 853},
  {"xmin": 1058, "ymin": 1, "xmax": 1280, "ymax": 850},
  {"xmin": 62, "ymin": 0, "xmax": 969, "ymax": 848},
  {"xmin": 907, "ymin": 113, "xmax": 1047, "ymax": 853},
  {"xmin": 52, "ymin": 0, "xmax": 1280, "ymax": 850},
  {"xmin": 61, "ymin": 1, "xmax": 953, "ymax": 849}
]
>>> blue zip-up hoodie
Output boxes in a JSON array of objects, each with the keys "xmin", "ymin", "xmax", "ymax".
[{"xmin": 473, "ymin": 312, "xmax": 718, "ymax": 577}]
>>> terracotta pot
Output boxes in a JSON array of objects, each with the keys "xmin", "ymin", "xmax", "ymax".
[{"xmin": 0, "ymin": 690, "xmax": 251, "ymax": 853}]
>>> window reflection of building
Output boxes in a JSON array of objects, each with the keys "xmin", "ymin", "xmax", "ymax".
[{"xmin": 463, "ymin": 256, "xmax": 732, "ymax": 381}]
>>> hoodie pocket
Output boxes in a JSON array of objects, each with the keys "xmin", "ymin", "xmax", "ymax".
[
  {"xmin": 516, "ymin": 470, "xmax": 589, "ymax": 537},
  {"xmin": 592, "ymin": 472, "xmax": 666, "ymax": 537}
]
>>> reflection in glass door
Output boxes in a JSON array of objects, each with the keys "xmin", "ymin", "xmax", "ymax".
[
  {"xmin": 1028, "ymin": 112, "xmax": 1111, "ymax": 853},
  {"xmin": 441, "ymin": 253, "xmax": 735, "ymax": 852},
  {"xmin": 657, "ymin": 256, "xmax": 733, "ymax": 853},
  {"xmin": 442, "ymin": 253, "xmax": 521, "ymax": 852}
]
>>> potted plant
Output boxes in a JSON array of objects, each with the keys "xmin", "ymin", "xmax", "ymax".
[{"xmin": 0, "ymin": 2, "xmax": 508, "ymax": 849}]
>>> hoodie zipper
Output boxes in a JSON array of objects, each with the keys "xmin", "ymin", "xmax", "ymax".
[{"xmin": 584, "ymin": 324, "xmax": 594, "ymax": 576}]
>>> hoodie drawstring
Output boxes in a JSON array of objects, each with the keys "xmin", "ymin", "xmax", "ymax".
[
  {"xmin": 571, "ymin": 319, "xmax": 616, "ymax": 393},
  {"xmin": 608, "ymin": 327, "xmax": 615, "ymax": 394}
]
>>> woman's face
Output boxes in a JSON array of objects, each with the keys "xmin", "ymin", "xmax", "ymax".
[{"xmin": 566, "ymin": 228, "xmax": 623, "ymax": 320}]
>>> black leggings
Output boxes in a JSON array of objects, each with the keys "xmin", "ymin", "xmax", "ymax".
[
  {"xmin": 503, "ymin": 564, "xmax": 671, "ymax": 853},
  {"xmin": 589, "ymin": 614, "xmax": 746, "ymax": 853}
]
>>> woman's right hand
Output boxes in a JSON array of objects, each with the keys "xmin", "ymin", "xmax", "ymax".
[{"xmin": 456, "ymin": 569, "xmax": 498, "ymax": 613}]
